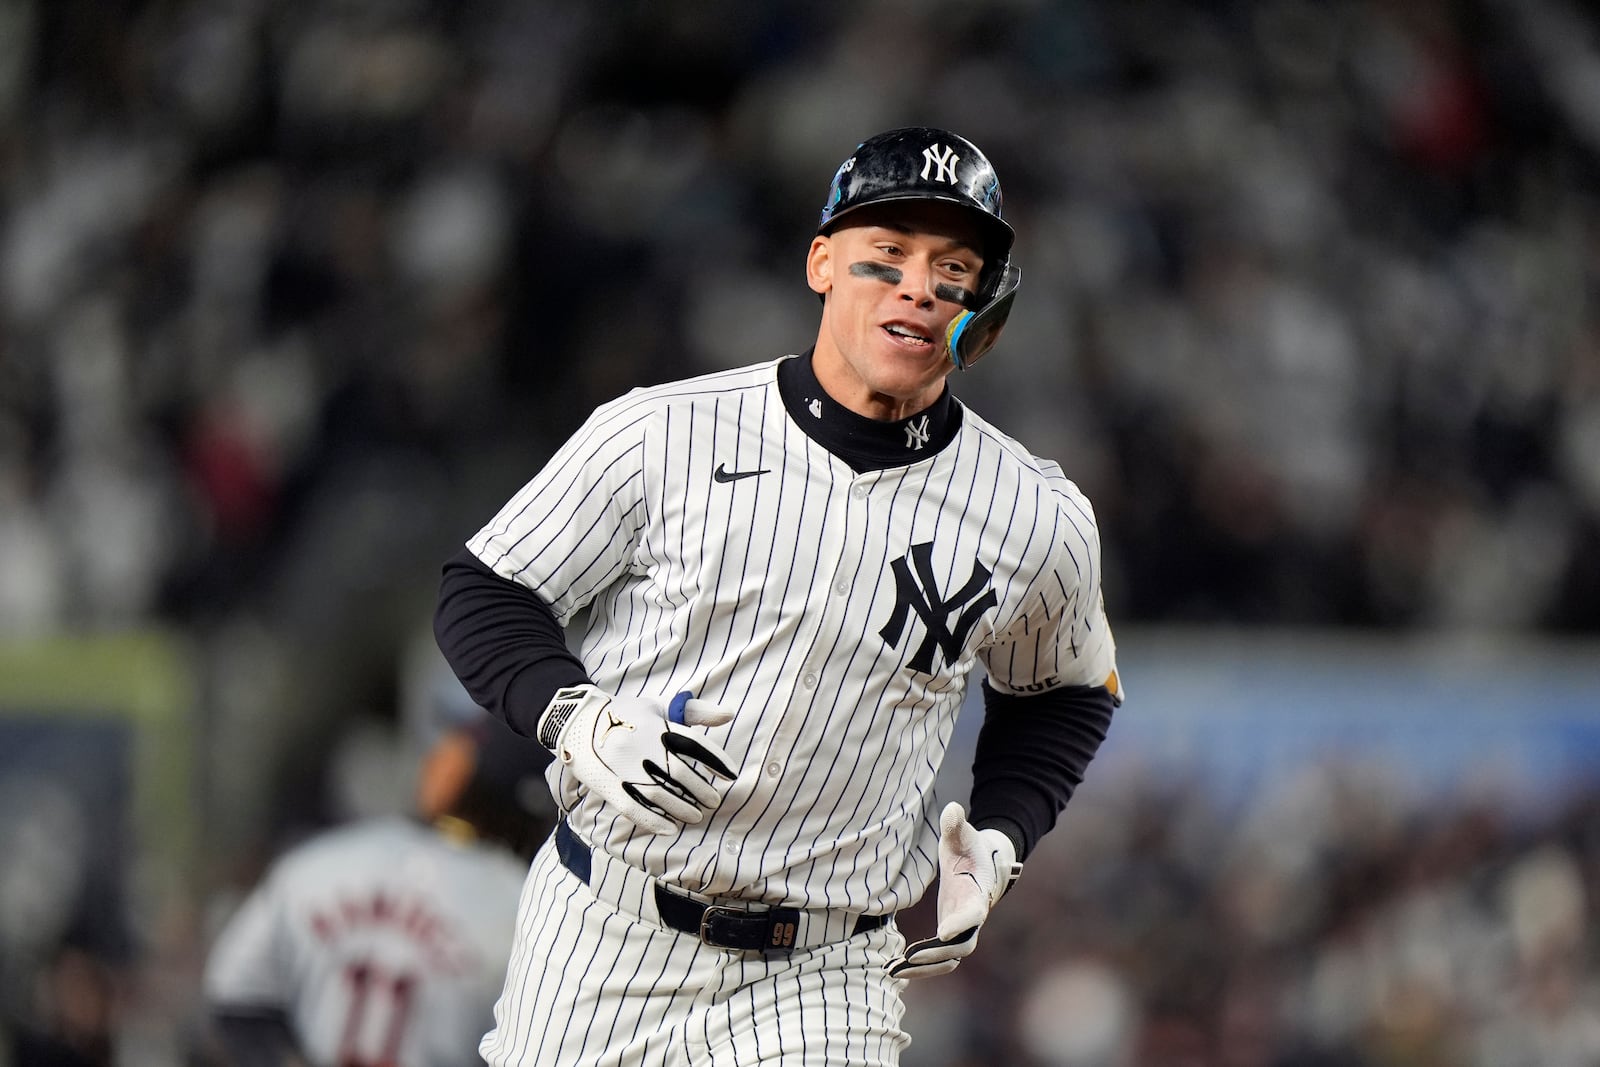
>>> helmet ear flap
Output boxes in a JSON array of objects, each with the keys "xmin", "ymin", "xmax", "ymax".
[{"xmin": 945, "ymin": 264, "xmax": 1020, "ymax": 370}]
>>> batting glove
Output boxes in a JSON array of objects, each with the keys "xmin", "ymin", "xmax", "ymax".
[
  {"xmin": 888, "ymin": 802, "xmax": 1021, "ymax": 979},
  {"xmin": 537, "ymin": 685, "xmax": 738, "ymax": 835}
]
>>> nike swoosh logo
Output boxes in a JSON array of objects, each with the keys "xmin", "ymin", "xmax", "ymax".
[{"xmin": 713, "ymin": 463, "xmax": 769, "ymax": 483}]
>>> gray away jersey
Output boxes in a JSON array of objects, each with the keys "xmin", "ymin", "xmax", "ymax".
[
  {"xmin": 204, "ymin": 817, "xmax": 529, "ymax": 1067},
  {"xmin": 467, "ymin": 356, "xmax": 1117, "ymax": 916}
]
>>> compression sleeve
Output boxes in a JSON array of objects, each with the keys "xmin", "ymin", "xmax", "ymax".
[
  {"xmin": 433, "ymin": 545, "xmax": 592, "ymax": 739},
  {"xmin": 968, "ymin": 680, "xmax": 1115, "ymax": 861}
]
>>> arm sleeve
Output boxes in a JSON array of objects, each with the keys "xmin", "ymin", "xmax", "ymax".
[
  {"xmin": 968, "ymin": 680, "xmax": 1116, "ymax": 862},
  {"xmin": 203, "ymin": 876, "xmax": 295, "ymax": 1021},
  {"xmin": 433, "ymin": 546, "xmax": 592, "ymax": 739},
  {"xmin": 981, "ymin": 464, "xmax": 1119, "ymax": 697},
  {"xmin": 464, "ymin": 394, "xmax": 651, "ymax": 622}
]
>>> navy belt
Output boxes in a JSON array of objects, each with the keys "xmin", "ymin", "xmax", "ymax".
[{"xmin": 554, "ymin": 820, "xmax": 888, "ymax": 952}]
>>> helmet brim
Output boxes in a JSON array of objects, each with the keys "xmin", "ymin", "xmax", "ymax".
[{"xmin": 817, "ymin": 192, "xmax": 1015, "ymax": 263}]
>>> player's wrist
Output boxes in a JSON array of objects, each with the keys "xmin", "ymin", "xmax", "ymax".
[
  {"xmin": 537, "ymin": 684, "xmax": 606, "ymax": 753},
  {"xmin": 971, "ymin": 815, "xmax": 1026, "ymax": 862},
  {"xmin": 976, "ymin": 826, "xmax": 1023, "ymax": 903}
]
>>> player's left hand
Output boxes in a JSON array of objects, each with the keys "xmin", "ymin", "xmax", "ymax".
[{"xmin": 887, "ymin": 802, "xmax": 1021, "ymax": 979}]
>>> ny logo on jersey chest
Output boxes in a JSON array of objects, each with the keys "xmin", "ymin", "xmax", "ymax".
[{"xmin": 879, "ymin": 541, "xmax": 996, "ymax": 674}]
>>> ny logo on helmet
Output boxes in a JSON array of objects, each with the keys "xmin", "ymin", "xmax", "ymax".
[
  {"xmin": 921, "ymin": 144, "xmax": 960, "ymax": 184},
  {"xmin": 879, "ymin": 542, "xmax": 996, "ymax": 674}
]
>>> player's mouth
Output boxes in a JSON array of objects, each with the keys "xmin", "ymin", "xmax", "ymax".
[{"xmin": 881, "ymin": 322, "xmax": 935, "ymax": 349}]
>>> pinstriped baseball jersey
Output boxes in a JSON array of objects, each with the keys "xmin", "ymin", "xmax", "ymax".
[{"xmin": 466, "ymin": 354, "xmax": 1117, "ymax": 915}]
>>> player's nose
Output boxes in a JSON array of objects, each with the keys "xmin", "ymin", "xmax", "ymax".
[{"xmin": 895, "ymin": 259, "xmax": 937, "ymax": 308}]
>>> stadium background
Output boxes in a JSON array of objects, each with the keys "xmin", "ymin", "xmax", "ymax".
[{"xmin": 3, "ymin": 0, "xmax": 1600, "ymax": 1063}]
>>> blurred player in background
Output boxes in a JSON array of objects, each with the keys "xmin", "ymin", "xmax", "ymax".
[{"xmin": 201, "ymin": 711, "xmax": 553, "ymax": 1067}]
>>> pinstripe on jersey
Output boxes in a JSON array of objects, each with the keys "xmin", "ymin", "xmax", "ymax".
[
  {"xmin": 481, "ymin": 834, "xmax": 908, "ymax": 1067},
  {"xmin": 467, "ymin": 355, "xmax": 1117, "ymax": 918}
]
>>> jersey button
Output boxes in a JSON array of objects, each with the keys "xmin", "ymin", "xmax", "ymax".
[
  {"xmin": 802, "ymin": 673, "xmax": 818, "ymax": 689},
  {"xmin": 852, "ymin": 485, "xmax": 868, "ymax": 499},
  {"xmin": 766, "ymin": 762, "xmax": 782, "ymax": 778},
  {"xmin": 833, "ymin": 579, "xmax": 848, "ymax": 596}
]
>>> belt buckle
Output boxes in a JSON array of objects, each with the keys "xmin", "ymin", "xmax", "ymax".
[
  {"xmin": 698, "ymin": 904, "xmax": 802, "ymax": 952},
  {"xmin": 698, "ymin": 904, "xmax": 747, "ymax": 949}
]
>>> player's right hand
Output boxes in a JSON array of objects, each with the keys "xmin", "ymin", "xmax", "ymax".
[{"xmin": 536, "ymin": 684, "xmax": 738, "ymax": 835}]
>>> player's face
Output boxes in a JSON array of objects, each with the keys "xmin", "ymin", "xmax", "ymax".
[{"xmin": 807, "ymin": 202, "xmax": 985, "ymax": 422}]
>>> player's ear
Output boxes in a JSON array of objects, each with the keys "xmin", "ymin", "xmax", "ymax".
[{"xmin": 806, "ymin": 236, "xmax": 833, "ymax": 296}]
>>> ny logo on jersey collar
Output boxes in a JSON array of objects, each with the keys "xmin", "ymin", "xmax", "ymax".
[
  {"xmin": 879, "ymin": 542, "xmax": 997, "ymax": 674},
  {"xmin": 904, "ymin": 415, "xmax": 931, "ymax": 451}
]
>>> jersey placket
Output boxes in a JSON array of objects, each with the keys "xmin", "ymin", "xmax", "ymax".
[{"xmin": 711, "ymin": 466, "xmax": 880, "ymax": 892}]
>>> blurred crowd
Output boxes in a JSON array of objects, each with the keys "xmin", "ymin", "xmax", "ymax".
[
  {"xmin": 908, "ymin": 764, "xmax": 1600, "ymax": 1067},
  {"xmin": 7, "ymin": 0, "xmax": 1600, "ymax": 643},
  {"xmin": 4, "ymin": 0, "xmax": 1600, "ymax": 1062}
]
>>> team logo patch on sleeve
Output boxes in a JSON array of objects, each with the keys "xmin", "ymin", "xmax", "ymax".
[{"xmin": 879, "ymin": 542, "xmax": 997, "ymax": 673}]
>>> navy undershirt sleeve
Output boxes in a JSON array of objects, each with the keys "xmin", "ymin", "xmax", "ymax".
[
  {"xmin": 433, "ymin": 546, "xmax": 592, "ymax": 740},
  {"xmin": 969, "ymin": 680, "xmax": 1116, "ymax": 862}
]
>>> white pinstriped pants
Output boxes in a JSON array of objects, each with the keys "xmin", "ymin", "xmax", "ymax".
[{"xmin": 480, "ymin": 835, "xmax": 911, "ymax": 1066}]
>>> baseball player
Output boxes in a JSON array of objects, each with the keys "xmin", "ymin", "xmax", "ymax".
[
  {"xmin": 434, "ymin": 127, "xmax": 1122, "ymax": 1066},
  {"xmin": 202, "ymin": 713, "xmax": 554, "ymax": 1067}
]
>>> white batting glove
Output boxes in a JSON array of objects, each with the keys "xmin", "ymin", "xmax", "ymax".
[
  {"xmin": 537, "ymin": 685, "xmax": 738, "ymax": 835},
  {"xmin": 888, "ymin": 802, "xmax": 1021, "ymax": 979}
]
